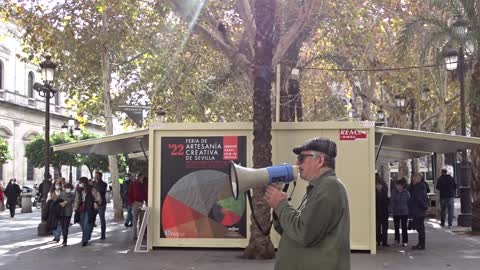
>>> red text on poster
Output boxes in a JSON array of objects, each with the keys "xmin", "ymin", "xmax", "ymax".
[{"xmin": 223, "ymin": 136, "xmax": 238, "ymax": 160}]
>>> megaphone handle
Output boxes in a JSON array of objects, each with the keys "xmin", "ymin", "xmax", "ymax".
[{"xmin": 246, "ymin": 190, "xmax": 273, "ymax": 236}]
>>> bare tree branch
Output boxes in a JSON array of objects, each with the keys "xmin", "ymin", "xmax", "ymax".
[
  {"xmin": 236, "ymin": 0, "xmax": 255, "ymax": 59},
  {"xmin": 446, "ymin": 94, "xmax": 460, "ymax": 104},
  {"xmin": 166, "ymin": 0, "xmax": 252, "ymax": 71},
  {"xmin": 272, "ymin": 0, "xmax": 321, "ymax": 66}
]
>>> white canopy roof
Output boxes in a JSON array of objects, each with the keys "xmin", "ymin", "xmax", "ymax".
[
  {"xmin": 53, "ymin": 129, "xmax": 149, "ymax": 155},
  {"xmin": 52, "ymin": 126, "xmax": 480, "ymax": 163},
  {"xmin": 375, "ymin": 127, "xmax": 480, "ymax": 162}
]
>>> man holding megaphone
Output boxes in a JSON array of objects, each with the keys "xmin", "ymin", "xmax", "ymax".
[{"xmin": 264, "ymin": 138, "xmax": 351, "ymax": 270}]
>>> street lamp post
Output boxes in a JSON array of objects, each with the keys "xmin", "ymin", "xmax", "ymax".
[
  {"xmin": 34, "ymin": 55, "xmax": 57, "ymax": 236},
  {"xmin": 61, "ymin": 116, "xmax": 81, "ymax": 184},
  {"xmin": 443, "ymin": 19, "xmax": 473, "ymax": 226}
]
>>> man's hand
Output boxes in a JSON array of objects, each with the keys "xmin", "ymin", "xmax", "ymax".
[{"xmin": 264, "ymin": 185, "xmax": 288, "ymax": 209}]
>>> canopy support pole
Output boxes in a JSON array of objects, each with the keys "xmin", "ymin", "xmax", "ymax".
[
  {"xmin": 375, "ymin": 134, "xmax": 385, "ymax": 163},
  {"xmin": 137, "ymin": 137, "xmax": 148, "ymax": 162}
]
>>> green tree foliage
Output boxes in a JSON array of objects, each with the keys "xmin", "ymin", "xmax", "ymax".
[
  {"xmin": 0, "ymin": 137, "xmax": 10, "ymax": 165},
  {"xmin": 396, "ymin": 0, "xmax": 480, "ymax": 231},
  {"xmin": 75, "ymin": 130, "xmax": 126, "ymax": 178},
  {"xmin": 24, "ymin": 133, "xmax": 77, "ymax": 177},
  {"xmin": 76, "ymin": 131, "xmax": 109, "ymax": 179}
]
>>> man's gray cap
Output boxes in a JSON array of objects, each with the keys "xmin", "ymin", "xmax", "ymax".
[{"xmin": 292, "ymin": 138, "xmax": 337, "ymax": 157}]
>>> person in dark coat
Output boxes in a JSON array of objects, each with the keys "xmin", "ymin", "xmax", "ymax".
[
  {"xmin": 73, "ymin": 177, "xmax": 102, "ymax": 246},
  {"xmin": 436, "ymin": 169, "xmax": 457, "ymax": 227},
  {"xmin": 375, "ymin": 173, "xmax": 389, "ymax": 247},
  {"xmin": 43, "ymin": 190, "xmax": 64, "ymax": 239},
  {"xmin": 91, "ymin": 172, "xmax": 108, "ymax": 239},
  {"xmin": 408, "ymin": 173, "xmax": 428, "ymax": 250},
  {"xmin": 4, "ymin": 178, "xmax": 21, "ymax": 218}
]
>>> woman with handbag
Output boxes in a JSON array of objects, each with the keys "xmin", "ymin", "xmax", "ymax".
[{"xmin": 73, "ymin": 177, "xmax": 101, "ymax": 246}]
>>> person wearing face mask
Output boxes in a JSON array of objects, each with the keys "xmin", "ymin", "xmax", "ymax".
[
  {"xmin": 73, "ymin": 177, "xmax": 102, "ymax": 246},
  {"xmin": 52, "ymin": 183, "xmax": 75, "ymax": 246},
  {"xmin": 4, "ymin": 178, "xmax": 21, "ymax": 218},
  {"xmin": 44, "ymin": 190, "xmax": 64, "ymax": 240},
  {"xmin": 264, "ymin": 138, "xmax": 350, "ymax": 270}
]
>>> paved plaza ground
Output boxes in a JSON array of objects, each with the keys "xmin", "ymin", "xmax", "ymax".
[{"xmin": 1, "ymin": 200, "xmax": 480, "ymax": 270}]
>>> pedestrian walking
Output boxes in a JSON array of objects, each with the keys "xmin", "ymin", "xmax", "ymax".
[
  {"xmin": 375, "ymin": 173, "xmax": 389, "ymax": 247},
  {"xmin": 73, "ymin": 177, "xmax": 101, "ymax": 246},
  {"xmin": 44, "ymin": 189, "xmax": 63, "ymax": 239},
  {"xmin": 91, "ymin": 172, "xmax": 108, "ymax": 239},
  {"xmin": 408, "ymin": 173, "xmax": 428, "ymax": 250},
  {"xmin": 53, "ymin": 183, "xmax": 75, "ymax": 246},
  {"xmin": 390, "ymin": 178, "xmax": 410, "ymax": 246},
  {"xmin": 4, "ymin": 178, "xmax": 21, "ymax": 218},
  {"xmin": 436, "ymin": 169, "xmax": 457, "ymax": 227},
  {"xmin": 128, "ymin": 173, "xmax": 148, "ymax": 240}
]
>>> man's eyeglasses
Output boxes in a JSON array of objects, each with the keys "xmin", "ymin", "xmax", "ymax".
[{"xmin": 297, "ymin": 153, "xmax": 316, "ymax": 163}]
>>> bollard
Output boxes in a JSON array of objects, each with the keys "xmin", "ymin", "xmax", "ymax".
[{"xmin": 21, "ymin": 194, "xmax": 33, "ymax": 213}]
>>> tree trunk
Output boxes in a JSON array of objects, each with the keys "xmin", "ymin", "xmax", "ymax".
[
  {"xmin": 470, "ymin": 62, "xmax": 480, "ymax": 232},
  {"xmin": 175, "ymin": 98, "xmax": 183, "ymax": 122},
  {"xmin": 242, "ymin": 0, "xmax": 276, "ymax": 259},
  {"xmin": 101, "ymin": 9, "xmax": 123, "ymax": 222},
  {"xmin": 88, "ymin": 167, "xmax": 94, "ymax": 180}
]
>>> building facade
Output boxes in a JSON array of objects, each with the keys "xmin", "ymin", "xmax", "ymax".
[{"xmin": 0, "ymin": 24, "xmax": 104, "ymax": 186}]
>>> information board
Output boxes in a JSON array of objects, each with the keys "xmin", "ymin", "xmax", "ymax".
[{"xmin": 160, "ymin": 136, "xmax": 247, "ymax": 238}]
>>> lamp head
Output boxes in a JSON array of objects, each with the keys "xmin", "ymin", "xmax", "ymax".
[{"xmin": 39, "ymin": 56, "xmax": 57, "ymax": 84}]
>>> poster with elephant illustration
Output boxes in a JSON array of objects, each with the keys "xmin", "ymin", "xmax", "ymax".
[{"xmin": 160, "ymin": 136, "xmax": 247, "ymax": 239}]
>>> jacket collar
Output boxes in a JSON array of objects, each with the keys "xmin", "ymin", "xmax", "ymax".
[{"xmin": 307, "ymin": 169, "xmax": 335, "ymax": 193}]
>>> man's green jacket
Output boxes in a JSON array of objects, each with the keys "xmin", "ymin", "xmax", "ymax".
[{"xmin": 274, "ymin": 170, "xmax": 350, "ymax": 270}]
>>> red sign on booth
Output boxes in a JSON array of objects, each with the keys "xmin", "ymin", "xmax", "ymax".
[
  {"xmin": 339, "ymin": 129, "xmax": 367, "ymax": 141},
  {"xmin": 223, "ymin": 136, "xmax": 238, "ymax": 160}
]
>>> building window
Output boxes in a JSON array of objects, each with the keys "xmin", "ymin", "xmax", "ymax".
[
  {"xmin": 76, "ymin": 166, "xmax": 82, "ymax": 181},
  {"xmin": 27, "ymin": 160, "xmax": 34, "ymax": 181},
  {"xmin": 28, "ymin": 71, "xmax": 34, "ymax": 98},
  {"xmin": 0, "ymin": 60, "xmax": 4, "ymax": 90}
]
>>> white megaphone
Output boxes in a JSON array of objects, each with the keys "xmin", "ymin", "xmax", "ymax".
[{"xmin": 229, "ymin": 161, "xmax": 299, "ymax": 199}]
